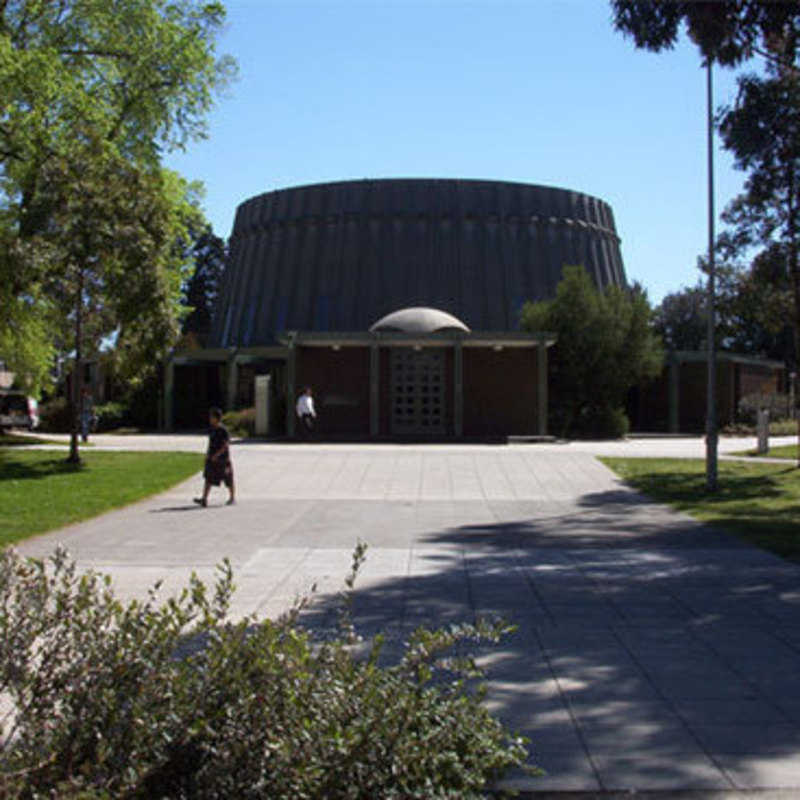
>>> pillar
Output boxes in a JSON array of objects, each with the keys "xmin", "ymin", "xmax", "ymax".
[
  {"xmin": 286, "ymin": 337, "xmax": 296, "ymax": 437},
  {"xmin": 226, "ymin": 352, "xmax": 238, "ymax": 411},
  {"xmin": 370, "ymin": 345, "xmax": 379, "ymax": 437},
  {"xmin": 537, "ymin": 341, "xmax": 548, "ymax": 436},
  {"xmin": 164, "ymin": 358, "xmax": 175, "ymax": 432},
  {"xmin": 668, "ymin": 356, "xmax": 680, "ymax": 433},
  {"xmin": 453, "ymin": 341, "xmax": 463, "ymax": 437}
]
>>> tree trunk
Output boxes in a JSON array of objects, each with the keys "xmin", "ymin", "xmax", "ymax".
[
  {"xmin": 67, "ymin": 267, "xmax": 83, "ymax": 464},
  {"xmin": 789, "ymin": 175, "xmax": 800, "ymax": 469}
]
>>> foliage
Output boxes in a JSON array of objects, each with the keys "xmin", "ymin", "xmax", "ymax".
[
  {"xmin": 0, "ymin": 546, "xmax": 530, "ymax": 798},
  {"xmin": 0, "ymin": 0, "xmax": 235, "ymax": 456},
  {"xmin": 716, "ymin": 63, "xmax": 800, "ymax": 377},
  {"xmin": 122, "ymin": 371, "xmax": 163, "ymax": 431},
  {"xmin": 36, "ymin": 397, "xmax": 72, "ymax": 433},
  {"xmin": 722, "ymin": 418, "xmax": 797, "ymax": 437},
  {"xmin": 92, "ymin": 402, "xmax": 129, "ymax": 432},
  {"xmin": 655, "ymin": 267, "xmax": 796, "ymax": 364},
  {"xmin": 0, "ymin": 450, "xmax": 201, "ymax": 546},
  {"xmin": 0, "ymin": 292, "xmax": 56, "ymax": 397},
  {"xmin": 181, "ymin": 225, "xmax": 227, "ymax": 347},
  {"xmin": 612, "ymin": 0, "xmax": 800, "ymax": 454},
  {"xmin": 521, "ymin": 265, "xmax": 663, "ymax": 438},
  {"xmin": 603, "ymin": 456, "xmax": 800, "ymax": 560},
  {"xmin": 581, "ymin": 405, "xmax": 630, "ymax": 440},
  {"xmin": 738, "ymin": 392, "xmax": 793, "ymax": 425},
  {"xmin": 718, "ymin": 251, "xmax": 796, "ymax": 364},
  {"xmin": 221, "ymin": 407, "xmax": 255, "ymax": 438},
  {"xmin": 611, "ymin": 1, "xmax": 800, "ymax": 68},
  {"xmin": 653, "ymin": 284, "xmax": 708, "ymax": 352},
  {"xmin": 0, "ymin": 0, "xmax": 235, "ymax": 174}
]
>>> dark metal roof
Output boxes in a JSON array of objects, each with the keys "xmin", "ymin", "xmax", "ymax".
[{"xmin": 211, "ymin": 178, "xmax": 627, "ymax": 347}]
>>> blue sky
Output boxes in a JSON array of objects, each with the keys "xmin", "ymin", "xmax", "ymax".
[{"xmin": 165, "ymin": 0, "xmax": 753, "ymax": 305}]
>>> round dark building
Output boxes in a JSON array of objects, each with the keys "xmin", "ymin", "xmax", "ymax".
[{"xmin": 210, "ymin": 178, "xmax": 626, "ymax": 347}]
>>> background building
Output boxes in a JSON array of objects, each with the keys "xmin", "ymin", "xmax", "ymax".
[{"xmin": 167, "ymin": 178, "xmax": 628, "ymax": 437}]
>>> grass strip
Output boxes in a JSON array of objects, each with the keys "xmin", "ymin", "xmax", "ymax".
[
  {"xmin": 1, "ymin": 450, "xmax": 201, "ymax": 547},
  {"xmin": 601, "ymin": 457, "xmax": 800, "ymax": 562},
  {"xmin": 731, "ymin": 443, "xmax": 798, "ymax": 461},
  {"xmin": 0, "ymin": 432, "xmax": 65, "ymax": 446}
]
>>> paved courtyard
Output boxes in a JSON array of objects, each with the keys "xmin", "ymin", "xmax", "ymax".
[{"xmin": 16, "ymin": 439, "xmax": 800, "ymax": 795}]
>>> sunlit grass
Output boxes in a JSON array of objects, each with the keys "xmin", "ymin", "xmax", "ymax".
[
  {"xmin": 732, "ymin": 443, "xmax": 798, "ymax": 461},
  {"xmin": 0, "ymin": 432, "xmax": 64, "ymax": 446},
  {"xmin": 1, "ymin": 450, "xmax": 200, "ymax": 546},
  {"xmin": 602, "ymin": 457, "xmax": 800, "ymax": 561}
]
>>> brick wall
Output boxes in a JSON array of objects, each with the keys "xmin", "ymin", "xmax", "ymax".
[
  {"xmin": 295, "ymin": 347, "xmax": 370, "ymax": 435},
  {"xmin": 463, "ymin": 347, "xmax": 538, "ymax": 436}
]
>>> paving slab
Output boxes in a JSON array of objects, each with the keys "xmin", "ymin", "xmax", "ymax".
[{"xmin": 12, "ymin": 441, "xmax": 800, "ymax": 794}]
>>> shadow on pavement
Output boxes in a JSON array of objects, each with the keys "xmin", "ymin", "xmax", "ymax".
[
  {"xmin": 293, "ymin": 499, "xmax": 800, "ymax": 791},
  {"xmin": 149, "ymin": 505, "xmax": 205, "ymax": 513}
]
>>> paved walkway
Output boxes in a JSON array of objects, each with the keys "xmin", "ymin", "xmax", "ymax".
[{"xmin": 14, "ymin": 439, "xmax": 800, "ymax": 794}]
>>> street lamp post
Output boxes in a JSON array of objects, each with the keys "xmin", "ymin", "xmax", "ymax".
[{"xmin": 706, "ymin": 59, "xmax": 718, "ymax": 493}]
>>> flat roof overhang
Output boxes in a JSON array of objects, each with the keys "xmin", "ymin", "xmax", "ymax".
[
  {"xmin": 169, "ymin": 333, "xmax": 556, "ymax": 366},
  {"xmin": 670, "ymin": 350, "xmax": 785, "ymax": 369},
  {"xmin": 278, "ymin": 330, "xmax": 557, "ymax": 348},
  {"xmin": 171, "ymin": 345, "xmax": 288, "ymax": 365}
]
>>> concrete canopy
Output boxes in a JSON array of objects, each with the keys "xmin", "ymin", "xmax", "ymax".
[{"xmin": 370, "ymin": 307, "xmax": 470, "ymax": 334}]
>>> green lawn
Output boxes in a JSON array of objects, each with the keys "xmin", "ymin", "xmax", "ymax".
[
  {"xmin": 733, "ymin": 443, "xmax": 798, "ymax": 460},
  {"xmin": 1, "ymin": 449, "xmax": 201, "ymax": 547},
  {"xmin": 602, "ymin": 457, "xmax": 800, "ymax": 561},
  {"xmin": 0, "ymin": 432, "xmax": 64, "ymax": 446}
]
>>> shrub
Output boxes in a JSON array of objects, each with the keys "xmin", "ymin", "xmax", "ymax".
[
  {"xmin": 577, "ymin": 405, "xmax": 630, "ymax": 439},
  {"xmin": 723, "ymin": 418, "xmax": 798, "ymax": 436},
  {"xmin": 770, "ymin": 419, "xmax": 798, "ymax": 435},
  {"xmin": 222, "ymin": 406, "xmax": 255, "ymax": 438},
  {"xmin": 36, "ymin": 396, "xmax": 72, "ymax": 433},
  {"xmin": 0, "ymin": 545, "xmax": 530, "ymax": 798},
  {"xmin": 93, "ymin": 401, "xmax": 129, "ymax": 432},
  {"xmin": 738, "ymin": 392, "xmax": 792, "ymax": 425}
]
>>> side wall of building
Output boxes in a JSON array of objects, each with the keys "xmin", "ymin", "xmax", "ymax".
[
  {"xmin": 463, "ymin": 348, "xmax": 538, "ymax": 436},
  {"xmin": 630, "ymin": 357, "xmax": 785, "ymax": 433},
  {"xmin": 295, "ymin": 346, "xmax": 371, "ymax": 436},
  {"xmin": 290, "ymin": 344, "xmax": 540, "ymax": 438}
]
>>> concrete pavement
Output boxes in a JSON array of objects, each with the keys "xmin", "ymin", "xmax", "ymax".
[{"xmin": 13, "ymin": 438, "xmax": 800, "ymax": 794}]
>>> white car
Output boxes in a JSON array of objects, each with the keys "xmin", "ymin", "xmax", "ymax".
[{"xmin": 0, "ymin": 391, "xmax": 39, "ymax": 431}]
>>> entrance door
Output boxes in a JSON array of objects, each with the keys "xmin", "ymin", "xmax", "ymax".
[{"xmin": 390, "ymin": 349, "xmax": 446, "ymax": 435}]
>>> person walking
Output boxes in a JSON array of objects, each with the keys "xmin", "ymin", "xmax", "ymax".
[
  {"xmin": 194, "ymin": 407, "xmax": 235, "ymax": 507},
  {"xmin": 295, "ymin": 386, "xmax": 316, "ymax": 438}
]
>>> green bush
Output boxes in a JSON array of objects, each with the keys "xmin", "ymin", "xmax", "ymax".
[
  {"xmin": 723, "ymin": 418, "xmax": 798, "ymax": 437},
  {"xmin": 577, "ymin": 405, "xmax": 630, "ymax": 439},
  {"xmin": 738, "ymin": 392, "xmax": 791, "ymax": 426},
  {"xmin": 37, "ymin": 396, "xmax": 72, "ymax": 433},
  {"xmin": 770, "ymin": 419, "xmax": 798, "ymax": 435},
  {"xmin": 93, "ymin": 401, "xmax": 129, "ymax": 432},
  {"xmin": 0, "ymin": 545, "xmax": 530, "ymax": 799},
  {"xmin": 222, "ymin": 406, "xmax": 255, "ymax": 438}
]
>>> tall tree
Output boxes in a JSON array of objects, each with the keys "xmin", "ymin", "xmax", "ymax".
[
  {"xmin": 719, "ymin": 248, "xmax": 796, "ymax": 363},
  {"xmin": 521, "ymin": 266, "xmax": 663, "ymax": 438},
  {"xmin": 0, "ymin": 0, "xmax": 235, "ymax": 459},
  {"xmin": 717, "ymin": 66, "xmax": 800, "ymax": 364},
  {"xmin": 34, "ymin": 139, "xmax": 201, "ymax": 460},
  {"xmin": 611, "ymin": 1, "xmax": 800, "ymax": 68},
  {"xmin": 653, "ymin": 285, "xmax": 708, "ymax": 352},
  {"xmin": 181, "ymin": 225, "xmax": 227, "ymax": 347},
  {"xmin": 612, "ymin": 1, "xmax": 800, "ymax": 466}
]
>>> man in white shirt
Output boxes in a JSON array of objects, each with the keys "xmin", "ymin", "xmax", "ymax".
[{"xmin": 295, "ymin": 386, "xmax": 316, "ymax": 438}]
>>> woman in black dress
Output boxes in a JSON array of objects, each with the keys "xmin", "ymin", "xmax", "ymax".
[{"xmin": 194, "ymin": 407, "xmax": 235, "ymax": 507}]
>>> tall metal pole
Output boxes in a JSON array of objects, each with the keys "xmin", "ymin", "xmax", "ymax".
[{"xmin": 705, "ymin": 60, "xmax": 718, "ymax": 492}]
